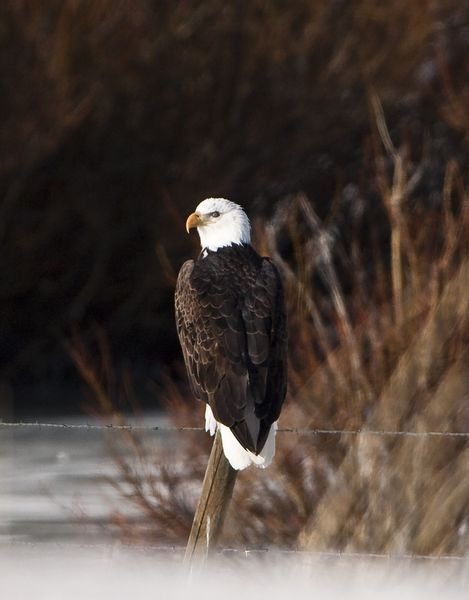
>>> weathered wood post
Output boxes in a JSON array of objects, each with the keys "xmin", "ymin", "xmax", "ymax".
[{"xmin": 184, "ymin": 430, "xmax": 237, "ymax": 565}]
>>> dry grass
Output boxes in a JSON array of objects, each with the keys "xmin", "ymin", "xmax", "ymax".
[{"xmin": 70, "ymin": 102, "xmax": 469, "ymax": 551}]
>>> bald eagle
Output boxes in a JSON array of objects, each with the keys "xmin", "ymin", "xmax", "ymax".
[{"xmin": 175, "ymin": 198, "xmax": 287, "ymax": 470}]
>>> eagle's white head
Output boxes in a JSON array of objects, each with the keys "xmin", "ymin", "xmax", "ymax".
[{"xmin": 186, "ymin": 198, "xmax": 251, "ymax": 252}]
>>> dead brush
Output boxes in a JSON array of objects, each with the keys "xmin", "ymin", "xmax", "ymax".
[
  {"xmin": 67, "ymin": 330, "xmax": 204, "ymax": 545},
  {"xmin": 69, "ymin": 121, "xmax": 468, "ymax": 551},
  {"xmin": 291, "ymin": 109, "xmax": 469, "ymax": 555}
]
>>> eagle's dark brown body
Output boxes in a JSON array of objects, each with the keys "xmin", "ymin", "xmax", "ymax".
[{"xmin": 175, "ymin": 244, "xmax": 287, "ymax": 455}]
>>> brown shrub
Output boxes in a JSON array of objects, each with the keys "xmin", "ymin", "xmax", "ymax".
[
  {"xmin": 1, "ymin": 0, "xmax": 468, "ymax": 414},
  {"xmin": 71, "ymin": 110, "xmax": 469, "ymax": 551}
]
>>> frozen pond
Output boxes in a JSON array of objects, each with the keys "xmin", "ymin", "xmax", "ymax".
[{"xmin": 0, "ymin": 414, "xmax": 179, "ymax": 545}]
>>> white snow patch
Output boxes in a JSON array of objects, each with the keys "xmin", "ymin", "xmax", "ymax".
[{"xmin": 0, "ymin": 545, "xmax": 468, "ymax": 600}]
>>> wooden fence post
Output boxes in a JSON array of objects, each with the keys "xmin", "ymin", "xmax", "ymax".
[{"xmin": 184, "ymin": 429, "xmax": 237, "ymax": 565}]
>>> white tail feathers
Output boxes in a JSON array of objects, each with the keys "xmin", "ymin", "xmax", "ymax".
[
  {"xmin": 204, "ymin": 404, "xmax": 277, "ymax": 470},
  {"xmin": 205, "ymin": 403, "xmax": 218, "ymax": 436}
]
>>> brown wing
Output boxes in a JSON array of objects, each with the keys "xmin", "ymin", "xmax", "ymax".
[
  {"xmin": 174, "ymin": 259, "xmax": 223, "ymax": 402},
  {"xmin": 174, "ymin": 249, "xmax": 287, "ymax": 454}
]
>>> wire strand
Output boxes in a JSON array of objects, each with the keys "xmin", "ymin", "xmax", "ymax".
[{"xmin": 1, "ymin": 420, "xmax": 468, "ymax": 438}]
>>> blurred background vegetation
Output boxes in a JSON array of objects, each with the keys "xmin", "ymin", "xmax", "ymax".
[
  {"xmin": 1, "ymin": 0, "xmax": 469, "ymax": 558},
  {"xmin": 0, "ymin": 0, "xmax": 468, "ymax": 420}
]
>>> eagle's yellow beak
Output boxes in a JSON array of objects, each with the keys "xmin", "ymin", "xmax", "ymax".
[{"xmin": 186, "ymin": 212, "xmax": 203, "ymax": 233}]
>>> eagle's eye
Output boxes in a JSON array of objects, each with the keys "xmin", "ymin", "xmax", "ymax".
[{"xmin": 211, "ymin": 211, "xmax": 220, "ymax": 218}]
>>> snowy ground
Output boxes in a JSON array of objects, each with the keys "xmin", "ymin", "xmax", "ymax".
[{"xmin": 1, "ymin": 544, "xmax": 468, "ymax": 600}]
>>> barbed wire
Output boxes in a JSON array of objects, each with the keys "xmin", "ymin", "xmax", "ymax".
[
  {"xmin": 2, "ymin": 422, "xmax": 467, "ymax": 565},
  {"xmin": 1, "ymin": 420, "xmax": 469, "ymax": 438},
  {"xmin": 0, "ymin": 421, "xmax": 201, "ymax": 432},
  {"xmin": 3, "ymin": 539, "xmax": 467, "ymax": 561}
]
